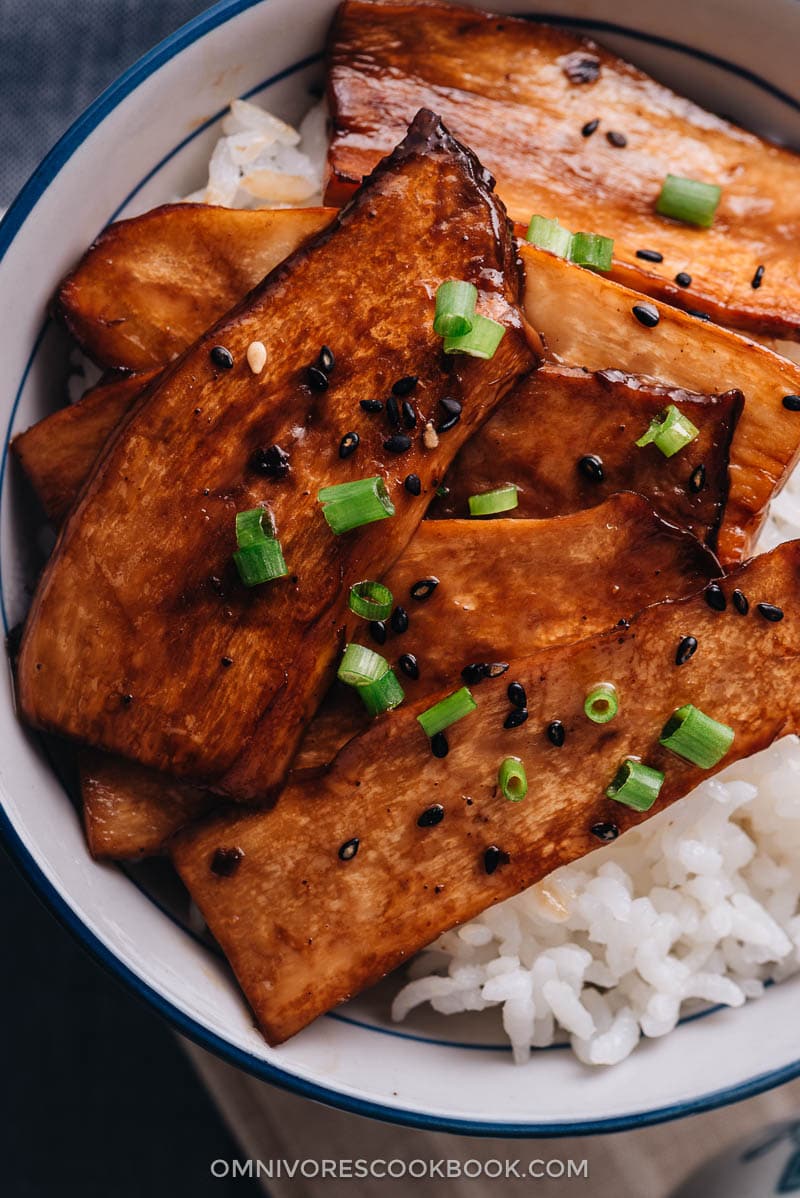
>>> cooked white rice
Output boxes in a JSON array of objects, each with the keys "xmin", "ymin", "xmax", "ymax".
[{"xmin": 200, "ymin": 98, "xmax": 800, "ymax": 1066}]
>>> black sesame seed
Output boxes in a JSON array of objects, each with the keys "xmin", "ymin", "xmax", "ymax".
[
  {"xmin": 704, "ymin": 582, "xmax": 727, "ymax": 612},
  {"xmin": 439, "ymin": 397, "xmax": 462, "ymax": 418},
  {"xmin": 250, "ymin": 444, "xmax": 290, "ymax": 478},
  {"xmin": 360, "ymin": 399, "xmax": 384, "ymax": 413},
  {"xmin": 384, "ymin": 433, "xmax": 412, "ymax": 454},
  {"xmin": 547, "ymin": 720, "xmax": 565, "ymax": 747},
  {"xmin": 338, "ymin": 838, "xmax": 359, "ymax": 861},
  {"xmin": 578, "ymin": 454, "xmax": 605, "ymax": 483},
  {"xmin": 675, "ymin": 272, "xmax": 692, "ymax": 288},
  {"xmin": 431, "ymin": 731, "xmax": 449, "ymax": 758},
  {"xmin": 390, "ymin": 606, "xmax": 409, "ymax": 634},
  {"xmin": 676, "ymin": 635, "xmax": 698, "ymax": 666},
  {"xmin": 757, "ymin": 602, "xmax": 784, "ymax": 622},
  {"xmin": 211, "ymin": 847, "xmax": 243, "ymax": 877},
  {"xmin": 369, "ymin": 620, "xmax": 387, "ymax": 645},
  {"xmin": 636, "ymin": 248, "xmax": 664, "ymax": 263},
  {"xmin": 437, "ymin": 412, "xmax": 460, "ymax": 433},
  {"xmin": 210, "ymin": 345, "xmax": 234, "ymax": 370},
  {"xmin": 221, "ymin": 656, "xmax": 234, "ymax": 668},
  {"xmin": 507, "ymin": 681, "xmax": 527, "ymax": 709},
  {"xmin": 484, "ymin": 845, "xmax": 510, "ymax": 875},
  {"xmin": 732, "ymin": 589, "xmax": 749, "ymax": 616},
  {"xmin": 386, "ymin": 395, "xmax": 401, "ymax": 426},
  {"xmin": 686, "ymin": 309, "xmax": 711, "ymax": 321},
  {"xmin": 417, "ymin": 804, "xmax": 445, "ymax": 828},
  {"xmin": 339, "ymin": 431, "xmax": 359, "ymax": 459},
  {"xmin": 121, "ymin": 693, "xmax": 134, "ymax": 706},
  {"xmin": 606, "ymin": 130, "xmax": 627, "ymax": 148},
  {"xmin": 562, "ymin": 53, "xmax": 601, "ymax": 84},
  {"xmin": 410, "ymin": 577, "xmax": 439, "ymax": 601},
  {"xmin": 401, "ymin": 400, "xmax": 417, "ymax": 429},
  {"xmin": 632, "ymin": 301, "xmax": 660, "ymax": 328},
  {"xmin": 504, "ymin": 708, "xmax": 529, "ymax": 729},
  {"xmin": 486, "ymin": 662, "xmax": 510, "ymax": 679},
  {"xmin": 392, "ymin": 375, "xmax": 418, "ymax": 397},
  {"xmin": 782, "ymin": 395, "xmax": 800, "ymax": 412},
  {"xmin": 591, "ymin": 823, "xmax": 619, "ymax": 843},
  {"xmin": 307, "ymin": 365, "xmax": 329, "ymax": 392},
  {"xmin": 399, "ymin": 652, "xmax": 419, "ymax": 680},
  {"xmin": 461, "ymin": 662, "xmax": 489, "ymax": 685},
  {"xmin": 689, "ymin": 463, "xmax": 706, "ymax": 494},
  {"xmin": 581, "ymin": 118, "xmax": 599, "ymax": 137},
  {"xmin": 318, "ymin": 345, "xmax": 335, "ymax": 373},
  {"xmin": 751, "ymin": 264, "xmax": 765, "ymax": 290},
  {"xmin": 404, "ymin": 473, "xmax": 422, "ymax": 496}
]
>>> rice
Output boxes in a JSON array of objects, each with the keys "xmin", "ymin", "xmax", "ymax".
[{"xmin": 197, "ymin": 98, "xmax": 800, "ymax": 1066}]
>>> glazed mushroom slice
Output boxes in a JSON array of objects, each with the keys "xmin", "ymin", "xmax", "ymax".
[
  {"xmin": 53, "ymin": 206, "xmax": 334, "ymax": 372},
  {"xmin": 17, "ymin": 111, "xmax": 535, "ymax": 801},
  {"xmin": 522, "ymin": 245, "xmax": 800, "ymax": 564},
  {"xmin": 12, "ymin": 371, "xmax": 159, "ymax": 525},
  {"xmin": 80, "ymin": 493, "xmax": 717, "ymax": 857},
  {"xmin": 293, "ymin": 492, "xmax": 720, "ymax": 772},
  {"xmin": 432, "ymin": 365, "xmax": 741, "ymax": 549},
  {"xmin": 80, "ymin": 749, "xmax": 214, "ymax": 860},
  {"xmin": 172, "ymin": 539, "xmax": 800, "ymax": 1045},
  {"xmin": 327, "ymin": 0, "xmax": 800, "ymax": 340}
]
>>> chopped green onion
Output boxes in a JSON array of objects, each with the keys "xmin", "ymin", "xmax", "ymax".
[
  {"xmin": 525, "ymin": 214, "xmax": 573, "ymax": 258},
  {"xmin": 318, "ymin": 476, "xmax": 395, "ymax": 535},
  {"xmin": 656, "ymin": 174, "xmax": 721, "ymax": 228},
  {"xmin": 498, "ymin": 756, "xmax": 528, "ymax": 802},
  {"xmin": 606, "ymin": 758, "xmax": 664, "ymax": 812},
  {"xmin": 659, "ymin": 704, "xmax": 734, "ymax": 768},
  {"xmin": 468, "ymin": 483, "xmax": 519, "ymax": 517},
  {"xmin": 417, "ymin": 686, "xmax": 477, "ymax": 738},
  {"xmin": 233, "ymin": 539, "xmax": 288, "ymax": 586},
  {"xmin": 570, "ymin": 231, "xmax": 614, "ymax": 272},
  {"xmin": 584, "ymin": 683, "xmax": 619, "ymax": 725},
  {"xmin": 235, "ymin": 506, "xmax": 276, "ymax": 548},
  {"xmin": 349, "ymin": 580, "xmax": 393, "ymax": 621},
  {"xmin": 636, "ymin": 404, "xmax": 700, "ymax": 458},
  {"xmin": 358, "ymin": 668, "xmax": 405, "ymax": 716},
  {"xmin": 443, "ymin": 314, "xmax": 506, "ymax": 360},
  {"xmin": 433, "ymin": 280, "xmax": 478, "ymax": 337},
  {"xmin": 337, "ymin": 642, "xmax": 388, "ymax": 686}
]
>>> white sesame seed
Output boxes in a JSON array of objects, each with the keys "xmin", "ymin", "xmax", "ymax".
[
  {"xmin": 423, "ymin": 421, "xmax": 439, "ymax": 450},
  {"xmin": 246, "ymin": 340, "xmax": 267, "ymax": 374}
]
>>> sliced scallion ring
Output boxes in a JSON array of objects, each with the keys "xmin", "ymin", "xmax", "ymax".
[
  {"xmin": 417, "ymin": 686, "xmax": 477, "ymax": 738},
  {"xmin": 584, "ymin": 683, "xmax": 619, "ymax": 724},
  {"xmin": 318, "ymin": 476, "xmax": 395, "ymax": 535},
  {"xmin": 443, "ymin": 314, "xmax": 506, "ymax": 360},
  {"xmin": 468, "ymin": 484, "xmax": 519, "ymax": 517},
  {"xmin": 636, "ymin": 404, "xmax": 700, "ymax": 458},
  {"xmin": 570, "ymin": 231, "xmax": 614, "ymax": 272},
  {"xmin": 349, "ymin": 580, "xmax": 393, "ymax": 621},
  {"xmin": 358, "ymin": 668, "xmax": 405, "ymax": 717},
  {"xmin": 498, "ymin": 756, "xmax": 528, "ymax": 802},
  {"xmin": 235, "ymin": 506, "xmax": 275, "ymax": 548},
  {"xmin": 525, "ymin": 214, "xmax": 573, "ymax": 258},
  {"xmin": 233, "ymin": 539, "xmax": 288, "ymax": 587},
  {"xmin": 659, "ymin": 704, "xmax": 734, "ymax": 768},
  {"xmin": 656, "ymin": 174, "xmax": 721, "ymax": 228},
  {"xmin": 606, "ymin": 758, "xmax": 664, "ymax": 812},
  {"xmin": 433, "ymin": 280, "xmax": 478, "ymax": 338},
  {"xmin": 337, "ymin": 643, "xmax": 388, "ymax": 686}
]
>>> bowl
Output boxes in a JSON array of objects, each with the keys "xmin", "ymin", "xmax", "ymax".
[{"xmin": 3, "ymin": 0, "xmax": 800, "ymax": 1136}]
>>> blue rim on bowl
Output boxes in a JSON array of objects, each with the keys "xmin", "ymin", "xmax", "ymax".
[{"xmin": 2, "ymin": 0, "xmax": 800, "ymax": 1136}]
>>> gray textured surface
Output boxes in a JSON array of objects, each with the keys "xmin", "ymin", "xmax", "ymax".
[{"xmin": 0, "ymin": 0, "xmax": 211, "ymax": 205}]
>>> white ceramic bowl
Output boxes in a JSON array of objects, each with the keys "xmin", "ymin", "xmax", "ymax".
[{"xmin": 3, "ymin": 0, "xmax": 800, "ymax": 1136}]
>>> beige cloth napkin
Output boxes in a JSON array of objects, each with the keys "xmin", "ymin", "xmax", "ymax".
[{"xmin": 184, "ymin": 1038, "xmax": 800, "ymax": 1197}]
